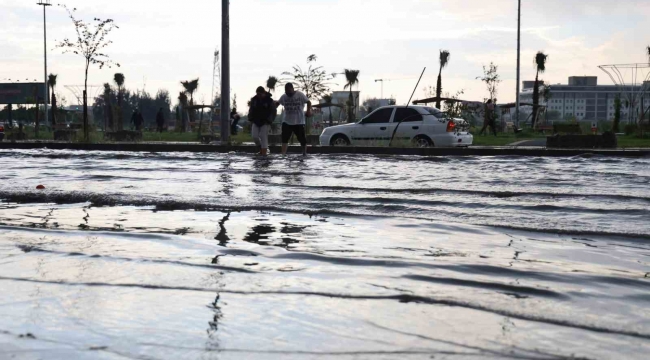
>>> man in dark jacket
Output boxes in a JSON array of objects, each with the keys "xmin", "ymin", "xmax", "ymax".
[
  {"xmin": 248, "ymin": 86, "xmax": 276, "ymax": 156},
  {"xmin": 156, "ymin": 108, "xmax": 165, "ymax": 133},
  {"xmin": 135, "ymin": 111, "xmax": 145, "ymax": 131}
]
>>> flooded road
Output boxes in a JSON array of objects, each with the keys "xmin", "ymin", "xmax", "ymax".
[{"xmin": 0, "ymin": 149, "xmax": 649, "ymax": 359}]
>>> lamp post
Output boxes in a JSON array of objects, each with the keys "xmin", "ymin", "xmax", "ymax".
[
  {"xmin": 37, "ymin": 1, "xmax": 51, "ymax": 129},
  {"xmin": 220, "ymin": 0, "xmax": 230, "ymax": 144},
  {"xmin": 515, "ymin": 0, "xmax": 521, "ymax": 128}
]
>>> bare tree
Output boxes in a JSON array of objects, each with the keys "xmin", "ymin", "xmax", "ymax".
[
  {"xmin": 477, "ymin": 62, "xmax": 501, "ymax": 103},
  {"xmin": 282, "ymin": 54, "xmax": 337, "ymax": 102},
  {"xmin": 56, "ymin": 5, "xmax": 120, "ymax": 141}
]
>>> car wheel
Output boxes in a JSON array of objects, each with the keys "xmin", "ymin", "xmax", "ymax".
[
  {"xmin": 413, "ymin": 135, "xmax": 433, "ymax": 148},
  {"xmin": 330, "ymin": 134, "xmax": 351, "ymax": 146}
]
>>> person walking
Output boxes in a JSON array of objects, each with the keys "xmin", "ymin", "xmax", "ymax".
[
  {"xmin": 135, "ymin": 110, "xmax": 145, "ymax": 131},
  {"xmin": 276, "ymin": 83, "xmax": 311, "ymax": 156},
  {"xmin": 230, "ymin": 108, "xmax": 241, "ymax": 135},
  {"xmin": 479, "ymin": 99, "xmax": 497, "ymax": 136},
  {"xmin": 249, "ymin": 86, "xmax": 275, "ymax": 156},
  {"xmin": 156, "ymin": 108, "xmax": 165, "ymax": 133},
  {"xmin": 130, "ymin": 110, "xmax": 139, "ymax": 131}
]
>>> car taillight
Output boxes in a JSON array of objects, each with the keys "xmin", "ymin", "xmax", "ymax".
[
  {"xmin": 0, "ymin": 126, "xmax": 4, "ymax": 132},
  {"xmin": 446, "ymin": 120, "xmax": 456, "ymax": 132}
]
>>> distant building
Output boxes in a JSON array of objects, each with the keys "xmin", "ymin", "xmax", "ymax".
[{"xmin": 520, "ymin": 76, "xmax": 650, "ymax": 122}]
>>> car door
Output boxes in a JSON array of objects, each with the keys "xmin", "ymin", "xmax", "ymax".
[
  {"xmin": 391, "ymin": 107, "xmax": 424, "ymax": 145},
  {"xmin": 353, "ymin": 107, "xmax": 395, "ymax": 146}
]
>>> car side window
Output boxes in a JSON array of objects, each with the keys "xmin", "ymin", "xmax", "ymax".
[
  {"xmin": 394, "ymin": 108, "xmax": 423, "ymax": 123},
  {"xmin": 361, "ymin": 108, "xmax": 394, "ymax": 124}
]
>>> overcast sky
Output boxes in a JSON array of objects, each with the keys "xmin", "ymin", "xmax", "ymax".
[{"xmin": 1, "ymin": 0, "xmax": 649, "ymax": 107}]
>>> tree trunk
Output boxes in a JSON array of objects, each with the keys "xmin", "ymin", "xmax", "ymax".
[
  {"xmin": 51, "ymin": 89, "xmax": 57, "ymax": 126},
  {"xmin": 436, "ymin": 68, "xmax": 443, "ymax": 110},
  {"xmin": 531, "ymin": 71, "xmax": 540, "ymax": 127},
  {"xmin": 84, "ymin": 63, "xmax": 89, "ymax": 141}
]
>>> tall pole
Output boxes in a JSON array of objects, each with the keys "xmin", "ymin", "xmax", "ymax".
[
  {"xmin": 38, "ymin": 1, "xmax": 51, "ymax": 131},
  {"xmin": 220, "ymin": 0, "xmax": 231, "ymax": 144},
  {"xmin": 515, "ymin": 0, "xmax": 521, "ymax": 127}
]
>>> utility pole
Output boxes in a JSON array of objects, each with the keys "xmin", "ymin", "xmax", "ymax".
[
  {"xmin": 515, "ymin": 0, "xmax": 521, "ymax": 128},
  {"xmin": 37, "ymin": 0, "xmax": 52, "ymax": 130},
  {"xmin": 220, "ymin": 0, "xmax": 230, "ymax": 144}
]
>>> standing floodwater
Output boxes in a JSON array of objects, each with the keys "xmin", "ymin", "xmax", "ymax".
[{"xmin": 1, "ymin": 149, "xmax": 649, "ymax": 359}]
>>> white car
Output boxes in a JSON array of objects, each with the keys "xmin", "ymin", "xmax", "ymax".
[{"xmin": 319, "ymin": 105, "xmax": 473, "ymax": 147}]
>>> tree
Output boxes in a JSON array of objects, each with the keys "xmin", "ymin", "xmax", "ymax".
[
  {"xmin": 102, "ymin": 83, "xmax": 114, "ymax": 131},
  {"xmin": 48, "ymin": 74, "xmax": 58, "ymax": 126},
  {"xmin": 436, "ymin": 50, "xmax": 450, "ymax": 110},
  {"xmin": 647, "ymin": 45, "xmax": 650, "ymax": 64},
  {"xmin": 181, "ymin": 78, "xmax": 199, "ymax": 122},
  {"xmin": 344, "ymin": 69, "xmax": 360, "ymax": 122},
  {"xmin": 282, "ymin": 54, "xmax": 336, "ymax": 102},
  {"xmin": 532, "ymin": 51, "xmax": 548, "ymax": 127},
  {"xmin": 477, "ymin": 62, "xmax": 501, "ymax": 103},
  {"xmin": 114, "ymin": 73, "xmax": 125, "ymax": 130},
  {"xmin": 266, "ymin": 76, "xmax": 279, "ymax": 93},
  {"xmin": 56, "ymin": 5, "xmax": 120, "ymax": 141},
  {"xmin": 178, "ymin": 92, "xmax": 189, "ymax": 132}
]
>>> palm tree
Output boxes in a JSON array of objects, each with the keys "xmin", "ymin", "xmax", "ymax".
[
  {"xmin": 532, "ymin": 51, "xmax": 548, "ymax": 127},
  {"xmin": 436, "ymin": 50, "xmax": 450, "ymax": 110},
  {"xmin": 181, "ymin": 78, "xmax": 199, "ymax": 122},
  {"xmin": 48, "ymin": 74, "xmax": 58, "ymax": 126},
  {"xmin": 114, "ymin": 73, "xmax": 125, "ymax": 130},
  {"xmin": 344, "ymin": 69, "xmax": 360, "ymax": 122},
  {"xmin": 322, "ymin": 94, "xmax": 334, "ymax": 126},
  {"xmin": 266, "ymin": 76, "xmax": 279, "ymax": 93}
]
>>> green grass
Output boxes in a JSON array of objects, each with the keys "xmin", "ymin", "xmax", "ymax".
[{"xmin": 616, "ymin": 136, "xmax": 650, "ymax": 148}]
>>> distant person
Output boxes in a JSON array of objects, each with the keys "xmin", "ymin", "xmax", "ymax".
[
  {"xmin": 156, "ymin": 108, "xmax": 165, "ymax": 133},
  {"xmin": 275, "ymin": 82, "xmax": 311, "ymax": 156},
  {"xmin": 131, "ymin": 110, "xmax": 139, "ymax": 131},
  {"xmin": 248, "ymin": 86, "xmax": 275, "ymax": 156},
  {"xmin": 479, "ymin": 99, "xmax": 497, "ymax": 136},
  {"xmin": 230, "ymin": 108, "xmax": 241, "ymax": 135},
  {"xmin": 136, "ymin": 111, "xmax": 145, "ymax": 131}
]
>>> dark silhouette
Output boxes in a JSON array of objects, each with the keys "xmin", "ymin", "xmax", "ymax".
[
  {"xmin": 230, "ymin": 108, "xmax": 240, "ymax": 135},
  {"xmin": 132, "ymin": 110, "xmax": 143, "ymax": 131},
  {"xmin": 156, "ymin": 108, "xmax": 165, "ymax": 133},
  {"xmin": 479, "ymin": 99, "xmax": 497, "ymax": 136}
]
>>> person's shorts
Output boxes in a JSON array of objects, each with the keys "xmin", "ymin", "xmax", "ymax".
[{"xmin": 282, "ymin": 123, "xmax": 307, "ymax": 146}]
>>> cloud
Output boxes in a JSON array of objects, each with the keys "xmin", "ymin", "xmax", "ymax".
[{"xmin": 1, "ymin": 0, "xmax": 648, "ymax": 106}]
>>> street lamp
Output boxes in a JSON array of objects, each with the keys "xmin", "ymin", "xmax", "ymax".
[
  {"xmin": 37, "ymin": 0, "xmax": 51, "ymax": 128},
  {"xmin": 515, "ymin": 0, "xmax": 521, "ymax": 128}
]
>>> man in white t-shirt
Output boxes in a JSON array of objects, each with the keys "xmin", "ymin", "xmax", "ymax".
[{"xmin": 276, "ymin": 83, "xmax": 311, "ymax": 155}]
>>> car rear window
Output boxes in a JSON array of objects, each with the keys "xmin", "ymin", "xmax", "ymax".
[{"xmin": 424, "ymin": 107, "xmax": 444, "ymax": 117}]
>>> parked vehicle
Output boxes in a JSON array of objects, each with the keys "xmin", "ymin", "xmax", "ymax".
[
  {"xmin": 0, "ymin": 124, "xmax": 4, "ymax": 141},
  {"xmin": 319, "ymin": 105, "xmax": 473, "ymax": 147}
]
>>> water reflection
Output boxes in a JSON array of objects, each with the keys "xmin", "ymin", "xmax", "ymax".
[{"xmin": 215, "ymin": 212, "xmax": 231, "ymax": 247}]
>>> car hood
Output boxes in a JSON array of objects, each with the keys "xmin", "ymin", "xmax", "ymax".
[{"xmin": 323, "ymin": 123, "xmax": 357, "ymax": 132}]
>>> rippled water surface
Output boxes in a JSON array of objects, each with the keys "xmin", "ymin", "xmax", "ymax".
[{"xmin": 0, "ymin": 149, "xmax": 649, "ymax": 359}]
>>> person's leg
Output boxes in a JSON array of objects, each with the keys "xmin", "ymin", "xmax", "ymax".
[
  {"xmin": 252, "ymin": 124, "xmax": 261, "ymax": 151},
  {"xmin": 491, "ymin": 120, "xmax": 497, "ymax": 136},
  {"xmin": 281, "ymin": 123, "xmax": 292, "ymax": 155},
  {"xmin": 260, "ymin": 124, "xmax": 269, "ymax": 156},
  {"xmin": 479, "ymin": 122, "xmax": 488, "ymax": 135},
  {"xmin": 295, "ymin": 125, "xmax": 307, "ymax": 156}
]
